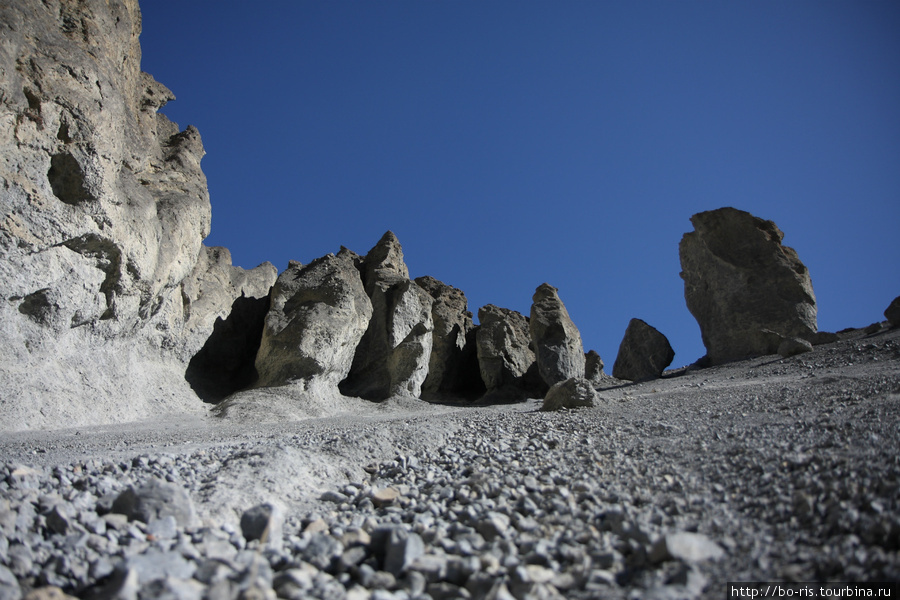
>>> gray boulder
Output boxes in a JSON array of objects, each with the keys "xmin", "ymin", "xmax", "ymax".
[
  {"xmin": 254, "ymin": 249, "xmax": 373, "ymax": 391},
  {"xmin": 529, "ymin": 283, "xmax": 585, "ymax": 386},
  {"xmin": 542, "ymin": 377, "xmax": 598, "ymax": 411},
  {"xmin": 111, "ymin": 479, "xmax": 195, "ymax": 528},
  {"xmin": 341, "ymin": 232, "xmax": 433, "ymax": 399},
  {"xmin": 885, "ymin": 296, "xmax": 900, "ymax": 327},
  {"xmin": 241, "ymin": 503, "xmax": 284, "ymax": 549},
  {"xmin": 415, "ymin": 276, "xmax": 482, "ymax": 399},
  {"xmin": 679, "ymin": 207, "xmax": 818, "ymax": 364},
  {"xmin": 476, "ymin": 305, "xmax": 545, "ymax": 400},
  {"xmin": 612, "ymin": 318, "xmax": 675, "ymax": 381}
]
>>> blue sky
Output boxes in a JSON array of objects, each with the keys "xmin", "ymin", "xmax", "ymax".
[{"xmin": 139, "ymin": 1, "xmax": 900, "ymax": 368}]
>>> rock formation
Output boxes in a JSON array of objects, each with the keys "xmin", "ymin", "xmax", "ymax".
[
  {"xmin": 182, "ymin": 246, "xmax": 277, "ymax": 402},
  {"xmin": 529, "ymin": 283, "xmax": 585, "ymax": 386},
  {"xmin": 886, "ymin": 296, "xmax": 900, "ymax": 328},
  {"xmin": 542, "ymin": 377, "xmax": 599, "ymax": 411},
  {"xmin": 254, "ymin": 249, "xmax": 373, "ymax": 392},
  {"xmin": 679, "ymin": 207, "xmax": 818, "ymax": 365},
  {"xmin": 0, "ymin": 0, "xmax": 273, "ymax": 430},
  {"xmin": 415, "ymin": 276, "xmax": 483, "ymax": 400},
  {"xmin": 612, "ymin": 318, "xmax": 675, "ymax": 381},
  {"xmin": 340, "ymin": 232, "xmax": 434, "ymax": 400},
  {"xmin": 476, "ymin": 305, "xmax": 545, "ymax": 400},
  {"xmin": 584, "ymin": 350, "xmax": 615, "ymax": 388}
]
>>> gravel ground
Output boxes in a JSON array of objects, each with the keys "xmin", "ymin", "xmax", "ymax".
[{"xmin": 1, "ymin": 326, "xmax": 898, "ymax": 600}]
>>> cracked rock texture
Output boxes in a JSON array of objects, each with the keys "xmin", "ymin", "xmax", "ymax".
[
  {"xmin": 679, "ymin": 207, "xmax": 818, "ymax": 365},
  {"xmin": 340, "ymin": 232, "xmax": 434, "ymax": 401},
  {"xmin": 529, "ymin": 283, "xmax": 586, "ymax": 387},
  {"xmin": 254, "ymin": 249, "xmax": 373, "ymax": 390},
  {"xmin": 476, "ymin": 304, "xmax": 546, "ymax": 401},
  {"xmin": 0, "ymin": 0, "xmax": 271, "ymax": 430}
]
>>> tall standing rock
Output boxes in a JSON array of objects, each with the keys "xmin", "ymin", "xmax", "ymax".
[
  {"xmin": 340, "ymin": 232, "xmax": 433, "ymax": 400},
  {"xmin": 476, "ymin": 305, "xmax": 545, "ymax": 400},
  {"xmin": 529, "ymin": 283, "xmax": 585, "ymax": 386},
  {"xmin": 679, "ymin": 207, "xmax": 818, "ymax": 364},
  {"xmin": 254, "ymin": 248, "xmax": 373, "ymax": 391},
  {"xmin": 612, "ymin": 318, "xmax": 675, "ymax": 381},
  {"xmin": 415, "ymin": 276, "xmax": 483, "ymax": 400}
]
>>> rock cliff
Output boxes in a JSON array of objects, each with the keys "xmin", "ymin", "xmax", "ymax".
[{"xmin": 0, "ymin": 0, "xmax": 273, "ymax": 430}]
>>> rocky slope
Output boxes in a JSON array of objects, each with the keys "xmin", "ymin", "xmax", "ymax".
[{"xmin": 0, "ymin": 325, "xmax": 897, "ymax": 599}]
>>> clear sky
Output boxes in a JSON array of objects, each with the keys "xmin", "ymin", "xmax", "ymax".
[{"xmin": 139, "ymin": 1, "xmax": 900, "ymax": 368}]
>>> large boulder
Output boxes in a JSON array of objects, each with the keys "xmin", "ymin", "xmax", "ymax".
[
  {"xmin": 415, "ymin": 276, "xmax": 483, "ymax": 400},
  {"xmin": 885, "ymin": 296, "xmax": 900, "ymax": 328},
  {"xmin": 340, "ymin": 232, "xmax": 433, "ymax": 400},
  {"xmin": 679, "ymin": 207, "xmax": 818, "ymax": 364},
  {"xmin": 0, "ymin": 0, "xmax": 239, "ymax": 430},
  {"xmin": 529, "ymin": 283, "xmax": 585, "ymax": 385},
  {"xmin": 612, "ymin": 318, "xmax": 675, "ymax": 381},
  {"xmin": 476, "ymin": 305, "xmax": 545, "ymax": 401},
  {"xmin": 254, "ymin": 249, "xmax": 372, "ymax": 391},
  {"xmin": 542, "ymin": 377, "xmax": 599, "ymax": 411}
]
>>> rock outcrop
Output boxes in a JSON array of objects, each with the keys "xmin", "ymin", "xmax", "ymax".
[
  {"xmin": 542, "ymin": 377, "xmax": 599, "ymax": 411},
  {"xmin": 679, "ymin": 207, "xmax": 818, "ymax": 364},
  {"xmin": 886, "ymin": 296, "xmax": 900, "ymax": 328},
  {"xmin": 415, "ymin": 276, "xmax": 483, "ymax": 400},
  {"xmin": 612, "ymin": 318, "xmax": 675, "ymax": 381},
  {"xmin": 182, "ymin": 246, "xmax": 277, "ymax": 402},
  {"xmin": 340, "ymin": 232, "xmax": 434, "ymax": 400},
  {"xmin": 0, "ymin": 0, "xmax": 272, "ymax": 430},
  {"xmin": 529, "ymin": 283, "xmax": 585, "ymax": 386},
  {"xmin": 476, "ymin": 305, "xmax": 545, "ymax": 401},
  {"xmin": 254, "ymin": 249, "xmax": 373, "ymax": 392}
]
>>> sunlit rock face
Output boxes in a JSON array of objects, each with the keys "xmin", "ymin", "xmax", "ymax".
[
  {"xmin": 0, "ymin": 1, "xmax": 270, "ymax": 430},
  {"xmin": 340, "ymin": 232, "xmax": 434, "ymax": 400}
]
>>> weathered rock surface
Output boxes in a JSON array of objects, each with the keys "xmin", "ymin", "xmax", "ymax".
[
  {"xmin": 886, "ymin": 296, "xmax": 900, "ymax": 327},
  {"xmin": 415, "ymin": 276, "xmax": 484, "ymax": 400},
  {"xmin": 612, "ymin": 318, "xmax": 675, "ymax": 381},
  {"xmin": 679, "ymin": 207, "xmax": 818, "ymax": 364},
  {"xmin": 542, "ymin": 377, "xmax": 598, "ymax": 411},
  {"xmin": 182, "ymin": 245, "xmax": 277, "ymax": 402},
  {"xmin": 254, "ymin": 249, "xmax": 372, "ymax": 392},
  {"xmin": 476, "ymin": 305, "xmax": 545, "ymax": 401},
  {"xmin": 340, "ymin": 232, "xmax": 433, "ymax": 400},
  {"xmin": 0, "ymin": 1, "xmax": 275, "ymax": 430},
  {"xmin": 529, "ymin": 283, "xmax": 585, "ymax": 386}
]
